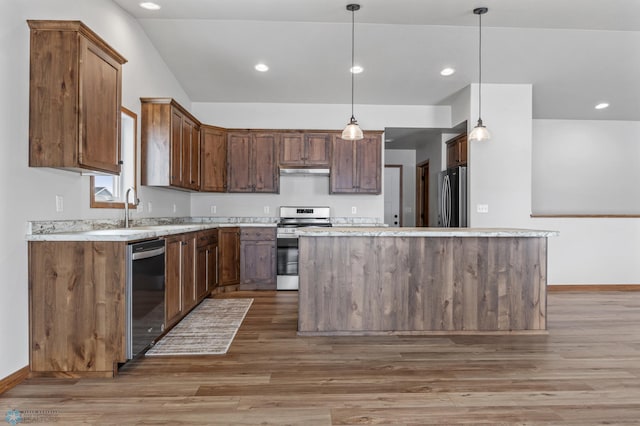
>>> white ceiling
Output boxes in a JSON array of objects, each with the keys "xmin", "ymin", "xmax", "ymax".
[{"xmin": 113, "ymin": 0, "xmax": 640, "ymax": 129}]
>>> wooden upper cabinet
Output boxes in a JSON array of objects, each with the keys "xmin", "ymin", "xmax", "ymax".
[
  {"xmin": 227, "ymin": 132, "xmax": 253, "ymax": 192},
  {"xmin": 279, "ymin": 132, "xmax": 330, "ymax": 167},
  {"xmin": 200, "ymin": 126, "xmax": 227, "ymax": 192},
  {"xmin": 330, "ymin": 133, "xmax": 382, "ymax": 194},
  {"xmin": 141, "ymin": 98, "xmax": 201, "ymax": 191},
  {"xmin": 227, "ymin": 131, "xmax": 279, "ymax": 193},
  {"xmin": 28, "ymin": 20, "xmax": 127, "ymax": 175},
  {"xmin": 253, "ymin": 133, "xmax": 279, "ymax": 192},
  {"xmin": 446, "ymin": 133, "xmax": 468, "ymax": 168}
]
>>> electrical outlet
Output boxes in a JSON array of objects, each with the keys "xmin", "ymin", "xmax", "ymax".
[
  {"xmin": 351, "ymin": 206, "xmax": 357, "ymax": 214},
  {"xmin": 264, "ymin": 206, "xmax": 270, "ymax": 214},
  {"xmin": 211, "ymin": 205, "xmax": 217, "ymax": 214},
  {"xmin": 172, "ymin": 203, "xmax": 177, "ymax": 213},
  {"xmin": 147, "ymin": 202, "xmax": 153, "ymax": 213},
  {"xmin": 477, "ymin": 204, "xmax": 489, "ymax": 213},
  {"xmin": 55, "ymin": 195, "xmax": 63, "ymax": 212}
]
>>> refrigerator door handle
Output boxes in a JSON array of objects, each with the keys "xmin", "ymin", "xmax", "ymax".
[{"xmin": 444, "ymin": 175, "xmax": 451, "ymax": 227}]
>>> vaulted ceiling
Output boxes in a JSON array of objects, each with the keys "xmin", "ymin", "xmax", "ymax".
[{"xmin": 113, "ymin": 0, "xmax": 640, "ymax": 126}]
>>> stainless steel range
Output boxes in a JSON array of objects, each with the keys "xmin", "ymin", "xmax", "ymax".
[{"xmin": 276, "ymin": 206, "xmax": 332, "ymax": 290}]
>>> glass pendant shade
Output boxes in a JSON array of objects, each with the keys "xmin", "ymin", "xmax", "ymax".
[
  {"xmin": 342, "ymin": 117, "xmax": 364, "ymax": 140},
  {"xmin": 468, "ymin": 118, "xmax": 491, "ymax": 142}
]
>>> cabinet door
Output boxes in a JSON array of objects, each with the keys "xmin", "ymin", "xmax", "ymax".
[
  {"xmin": 181, "ymin": 117, "xmax": 194, "ymax": 190},
  {"xmin": 239, "ymin": 228, "xmax": 276, "ymax": 290},
  {"xmin": 196, "ymin": 245, "xmax": 208, "ymax": 300},
  {"xmin": 227, "ymin": 133, "xmax": 253, "ymax": 192},
  {"xmin": 181, "ymin": 234, "xmax": 197, "ymax": 313},
  {"xmin": 201, "ymin": 127, "xmax": 227, "ymax": 192},
  {"xmin": 330, "ymin": 136, "xmax": 357, "ymax": 193},
  {"xmin": 279, "ymin": 133, "xmax": 305, "ymax": 166},
  {"xmin": 208, "ymin": 243, "xmax": 219, "ymax": 293},
  {"xmin": 170, "ymin": 110, "xmax": 183, "ymax": 187},
  {"xmin": 196, "ymin": 242, "xmax": 218, "ymax": 299},
  {"xmin": 252, "ymin": 133, "xmax": 279, "ymax": 193},
  {"xmin": 355, "ymin": 136, "xmax": 382, "ymax": 194},
  {"xmin": 79, "ymin": 37, "xmax": 122, "ymax": 174},
  {"xmin": 188, "ymin": 123, "xmax": 201, "ymax": 190},
  {"xmin": 219, "ymin": 227, "xmax": 240, "ymax": 286},
  {"xmin": 165, "ymin": 236, "xmax": 183, "ymax": 328},
  {"xmin": 304, "ymin": 133, "xmax": 330, "ymax": 166},
  {"xmin": 459, "ymin": 136, "xmax": 468, "ymax": 166}
]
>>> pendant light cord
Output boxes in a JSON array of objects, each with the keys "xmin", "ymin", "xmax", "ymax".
[
  {"xmin": 478, "ymin": 11, "xmax": 483, "ymax": 122},
  {"xmin": 350, "ymin": 7, "xmax": 355, "ymax": 120}
]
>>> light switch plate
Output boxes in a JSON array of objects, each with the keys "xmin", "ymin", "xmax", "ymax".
[
  {"xmin": 55, "ymin": 195, "xmax": 63, "ymax": 212},
  {"xmin": 351, "ymin": 206, "xmax": 357, "ymax": 214}
]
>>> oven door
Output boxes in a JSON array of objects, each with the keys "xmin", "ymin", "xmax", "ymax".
[{"xmin": 276, "ymin": 234, "xmax": 299, "ymax": 290}]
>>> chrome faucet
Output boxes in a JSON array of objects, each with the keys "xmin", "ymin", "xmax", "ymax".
[{"xmin": 124, "ymin": 187, "xmax": 139, "ymax": 228}]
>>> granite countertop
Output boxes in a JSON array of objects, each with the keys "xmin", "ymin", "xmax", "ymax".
[
  {"xmin": 25, "ymin": 216, "xmax": 386, "ymax": 242},
  {"xmin": 26, "ymin": 223, "xmax": 277, "ymax": 242},
  {"xmin": 297, "ymin": 227, "xmax": 559, "ymax": 238}
]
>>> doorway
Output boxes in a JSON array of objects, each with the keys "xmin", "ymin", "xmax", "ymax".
[
  {"xmin": 416, "ymin": 160, "xmax": 429, "ymax": 227},
  {"xmin": 384, "ymin": 165, "xmax": 402, "ymax": 227}
]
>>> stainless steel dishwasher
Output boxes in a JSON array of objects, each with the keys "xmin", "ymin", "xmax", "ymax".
[{"xmin": 126, "ymin": 239, "xmax": 166, "ymax": 359}]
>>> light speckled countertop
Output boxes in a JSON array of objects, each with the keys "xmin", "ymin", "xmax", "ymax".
[
  {"xmin": 26, "ymin": 223, "xmax": 276, "ymax": 242},
  {"xmin": 297, "ymin": 227, "xmax": 559, "ymax": 237}
]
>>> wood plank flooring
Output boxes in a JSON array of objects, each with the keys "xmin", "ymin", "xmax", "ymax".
[{"xmin": 2, "ymin": 290, "xmax": 640, "ymax": 425}]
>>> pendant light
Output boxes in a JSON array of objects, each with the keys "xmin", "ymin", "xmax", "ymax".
[
  {"xmin": 341, "ymin": 4, "xmax": 364, "ymax": 141},
  {"xmin": 469, "ymin": 7, "xmax": 491, "ymax": 142}
]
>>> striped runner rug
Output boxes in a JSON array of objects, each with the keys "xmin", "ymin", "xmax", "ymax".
[{"xmin": 146, "ymin": 298, "xmax": 253, "ymax": 356}]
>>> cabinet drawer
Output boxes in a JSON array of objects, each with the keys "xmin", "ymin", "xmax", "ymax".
[
  {"xmin": 197, "ymin": 229, "xmax": 218, "ymax": 247},
  {"xmin": 240, "ymin": 227, "xmax": 276, "ymax": 241}
]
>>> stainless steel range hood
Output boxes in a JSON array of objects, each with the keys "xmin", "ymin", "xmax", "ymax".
[{"xmin": 279, "ymin": 168, "xmax": 330, "ymax": 176}]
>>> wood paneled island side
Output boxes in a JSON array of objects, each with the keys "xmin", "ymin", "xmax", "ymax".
[{"xmin": 297, "ymin": 228, "xmax": 558, "ymax": 336}]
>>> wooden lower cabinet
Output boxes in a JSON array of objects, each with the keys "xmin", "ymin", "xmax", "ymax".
[
  {"xmin": 196, "ymin": 229, "xmax": 219, "ymax": 299},
  {"xmin": 165, "ymin": 233, "xmax": 197, "ymax": 329},
  {"xmin": 240, "ymin": 227, "xmax": 277, "ymax": 290},
  {"xmin": 29, "ymin": 241, "xmax": 127, "ymax": 377},
  {"xmin": 218, "ymin": 227, "xmax": 241, "ymax": 286}
]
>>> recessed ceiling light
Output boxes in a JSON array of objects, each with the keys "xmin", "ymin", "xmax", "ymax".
[
  {"xmin": 139, "ymin": 2, "xmax": 161, "ymax": 10},
  {"xmin": 595, "ymin": 102, "xmax": 609, "ymax": 110},
  {"xmin": 350, "ymin": 65, "xmax": 363, "ymax": 74},
  {"xmin": 440, "ymin": 67, "xmax": 455, "ymax": 76},
  {"xmin": 254, "ymin": 63, "xmax": 269, "ymax": 72}
]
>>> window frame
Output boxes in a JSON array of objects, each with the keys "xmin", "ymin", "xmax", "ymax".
[{"xmin": 90, "ymin": 106, "xmax": 138, "ymax": 209}]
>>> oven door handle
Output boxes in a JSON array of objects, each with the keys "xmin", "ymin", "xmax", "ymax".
[{"xmin": 131, "ymin": 247, "xmax": 165, "ymax": 261}]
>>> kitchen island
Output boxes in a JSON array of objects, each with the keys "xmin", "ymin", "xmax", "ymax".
[{"xmin": 297, "ymin": 227, "xmax": 558, "ymax": 336}]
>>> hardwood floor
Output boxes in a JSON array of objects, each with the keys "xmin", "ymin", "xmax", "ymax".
[{"xmin": 2, "ymin": 290, "xmax": 640, "ymax": 425}]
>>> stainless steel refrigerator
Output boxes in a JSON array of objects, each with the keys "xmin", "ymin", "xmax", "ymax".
[{"xmin": 437, "ymin": 166, "xmax": 468, "ymax": 227}]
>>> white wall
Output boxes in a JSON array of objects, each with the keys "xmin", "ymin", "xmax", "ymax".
[
  {"xmin": 464, "ymin": 83, "xmax": 640, "ymax": 285},
  {"xmin": 384, "ymin": 150, "xmax": 416, "ymax": 226},
  {"xmin": 0, "ymin": 0, "xmax": 194, "ymax": 380},
  {"xmin": 468, "ymin": 84, "xmax": 534, "ymax": 228},
  {"xmin": 533, "ymin": 119, "xmax": 640, "ymax": 215}
]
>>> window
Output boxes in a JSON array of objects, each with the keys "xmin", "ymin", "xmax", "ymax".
[{"xmin": 90, "ymin": 107, "xmax": 137, "ymax": 208}]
